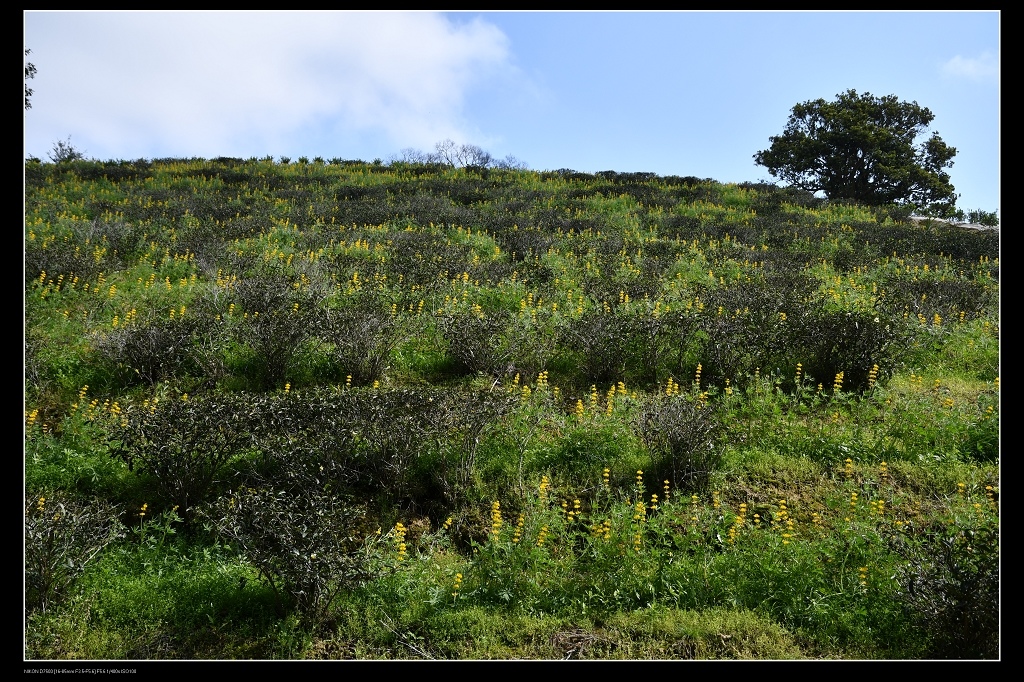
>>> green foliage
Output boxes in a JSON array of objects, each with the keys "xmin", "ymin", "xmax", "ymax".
[
  {"xmin": 92, "ymin": 313, "xmax": 208, "ymax": 387},
  {"xmin": 227, "ymin": 266, "xmax": 326, "ymax": 389},
  {"xmin": 963, "ymin": 208, "xmax": 998, "ymax": 227},
  {"xmin": 25, "ymin": 433, "xmax": 127, "ymax": 499},
  {"xmin": 320, "ymin": 292, "xmax": 406, "ymax": 386},
  {"xmin": 890, "ymin": 505, "xmax": 999, "ymax": 658},
  {"xmin": 754, "ymin": 90, "xmax": 957, "ymax": 210},
  {"xmin": 49, "ymin": 136, "xmax": 88, "ymax": 164},
  {"xmin": 25, "ymin": 48, "xmax": 36, "ymax": 109},
  {"xmin": 26, "ymin": 533, "xmax": 278, "ymax": 659},
  {"xmin": 557, "ymin": 308, "xmax": 666, "ymax": 388},
  {"xmin": 532, "ymin": 421, "xmax": 646, "ymax": 492},
  {"xmin": 440, "ymin": 309, "xmax": 516, "ymax": 378},
  {"xmin": 796, "ymin": 306, "xmax": 913, "ymax": 393}
]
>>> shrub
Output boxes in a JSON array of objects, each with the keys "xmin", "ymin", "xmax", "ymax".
[
  {"xmin": 557, "ymin": 306, "xmax": 680, "ymax": 390},
  {"xmin": 891, "ymin": 518, "xmax": 999, "ymax": 658},
  {"xmin": 342, "ymin": 388, "xmax": 481, "ymax": 509},
  {"xmin": 238, "ymin": 389, "xmax": 365, "ymax": 494},
  {"xmin": 796, "ymin": 306, "xmax": 912, "ymax": 393},
  {"xmin": 92, "ymin": 315, "xmax": 204, "ymax": 387},
  {"xmin": 877, "ymin": 276, "xmax": 995, "ymax": 322},
  {"xmin": 228, "ymin": 268, "xmax": 326, "ymax": 389},
  {"xmin": 108, "ymin": 392, "xmax": 258, "ymax": 521},
  {"xmin": 681, "ymin": 271, "xmax": 817, "ymax": 390},
  {"xmin": 385, "ymin": 229, "xmax": 469, "ymax": 288},
  {"xmin": 320, "ymin": 293, "xmax": 406, "ymax": 386},
  {"xmin": 25, "ymin": 491, "xmax": 125, "ymax": 614},
  {"xmin": 440, "ymin": 309, "xmax": 516, "ymax": 378},
  {"xmin": 209, "ymin": 487, "xmax": 376, "ymax": 628},
  {"xmin": 241, "ymin": 387, "xmax": 515, "ymax": 512},
  {"xmin": 48, "ymin": 136, "xmax": 87, "ymax": 164},
  {"xmin": 25, "ymin": 234, "xmax": 102, "ymax": 285},
  {"xmin": 964, "ymin": 208, "xmax": 998, "ymax": 227},
  {"xmin": 634, "ymin": 395, "xmax": 722, "ymax": 494},
  {"xmin": 427, "ymin": 389, "xmax": 518, "ymax": 506}
]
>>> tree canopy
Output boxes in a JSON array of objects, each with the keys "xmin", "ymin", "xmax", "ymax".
[{"xmin": 753, "ymin": 90, "xmax": 957, "ymax": 210}]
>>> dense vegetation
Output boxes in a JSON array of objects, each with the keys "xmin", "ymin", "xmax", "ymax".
[{"xmin": 24, "ymin": 156, "xmax": 999, "ymax": 659}]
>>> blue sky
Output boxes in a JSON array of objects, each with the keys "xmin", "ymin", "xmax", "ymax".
[{"xmin": 24, "ymin": 11, "xmax": 1000, "ymax": 212}]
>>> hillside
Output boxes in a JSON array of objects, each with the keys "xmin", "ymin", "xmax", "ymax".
[{"xmin": 24, "ymin": 157, "xmax": 999, "ymax": 660}]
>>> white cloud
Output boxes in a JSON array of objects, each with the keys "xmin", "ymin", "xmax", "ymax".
[
  {"xmin": 940, "ymin": 51, "xmax": 998, "ymax": 82},
  {"xmin": 24, "ymin": 11, "xmax": 516, "ymax": 158}
]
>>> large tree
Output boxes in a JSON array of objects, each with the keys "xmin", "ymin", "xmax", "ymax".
[{"xmin": 754, "ymin": 90, "xmax": 957, "ymax": 210}]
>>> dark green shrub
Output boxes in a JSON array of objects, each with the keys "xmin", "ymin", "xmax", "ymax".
[
  {"xmin": 73, "ymin": 217, "xmax": 144, "ymax": 263},
  {"xmin": 964, "ymin": 208, "xmax": 998, "ymax": 227},
  {"xmin": 108, "ymin": 392, "xmax": 258, "ymax": 520},
  {"xmin": 210, "ymin": 487, "xmax": 375, "ymax": 628},
  {"xmin": 48, "ymin": 136, "xmax": 86, "ymax": 164},
  {"xmin": 557, "ymin": 310, "xmax": 667, "ymax": 389},
  {"xmin": 659, "ymin": 214, "xmax": 706, "ymax": 241},
  {"xmin": 228, "ymin": 268, "xmax": 326, "ymax": 389},
  {"xmin": 345, "ymin": 388, "xmax": 457, "ymax": 507},
  {"xmin": 878, "ymin": 276, "xmax": 996, "ymax": 321},
  {"xmin": 440, "ymin": 309, "xmax": 516, "ymax": 378},
  {"xmin": 494, "ymin": 225, "xmax": 555, "ymax": 262},
  {"xmin": 92, "ymin": 314, "xmax": 207, "ymax": 387},
  {"xmin": 892, "ymin": 519, "xmax": 999, "ymax": 658},
  {"xmin": 237, "ymin": 390, "xmax": 362, "ymax": 492},
  {"xmin": 634, "ymin": 395, "xmax": 721, "ymax": 494},
  {"xmin": 871, "ymin": 202, "xmax": 916, "ymax": 224},
  {"xmin": 25, "ymin": 491, "xmax": 125, "ymax": 614},
  {"xmin": 25, "ymin": 233, "xmax": 103, "ymax": 285},
  {"xmin": 255, "ymin": 387, "xmax": 451, "ymax": 506},
  {"xmin": 684, "ymin": 271, "xmax": 817, "ymax": 389},
  {"xmin": 796, "ymin": 306, "xmax": 913, "ymax": 393},
  {"xmin": 320, "ymin": 294, "xmax": 406, "ymax": 386},
  {"xmin": 242, "ymin": 387, "xmax": 515, "ymax": 512},
  {"xmin": 556, "ymin": 310, "xmax": 625, "ymax": 387},
  {"xmin": 425, "ymin": 389, "xmax": 517, "ymax": 507},
  {"xmin": 384, "ymin": 229, "xmax": 469, "ymax": 288}
]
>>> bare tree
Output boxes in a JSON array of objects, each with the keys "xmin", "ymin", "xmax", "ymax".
[
  {"xmin": 433, "ymin": 138, "xmax": 459, "ymax": 166},
  {"xmin": 390, "ymin": 140, "xmax": 526, "ymax": 170},
  {"xmin": 494, "ymin": 154, "xmax": 528, "ymax": 170},
  {"xmin": 433, "ymin": 139, "xmax": 493, "ymax": 168},
  {"xmin": 392, "ymin": 147, "xmax": 433, "ymax": 164}
]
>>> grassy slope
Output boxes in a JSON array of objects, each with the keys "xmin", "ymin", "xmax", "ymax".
[{"xmin": 24, "ymin": 158, "xmax": 999, "ymax": 659}]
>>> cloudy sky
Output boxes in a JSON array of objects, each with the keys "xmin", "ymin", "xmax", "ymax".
[{"xmin": 24, "ymin": 11, "xmax": 1000, "ymax": 212}]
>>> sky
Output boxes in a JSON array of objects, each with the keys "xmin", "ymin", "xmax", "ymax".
[{"xmin": 24, "ymin": 11, "xmax": 1000, "ymax": 212}]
